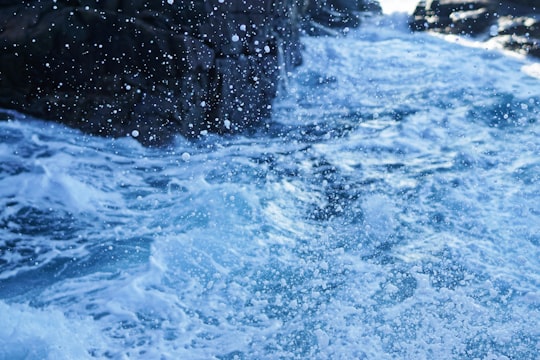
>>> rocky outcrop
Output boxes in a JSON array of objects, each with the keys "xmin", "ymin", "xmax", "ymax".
[
  {"xmin": 409, "ymin": 0, "xmax": 498, "ymax": 34},
  {"xmin": 302, "ymin": 0, "xmax": 381, "ymax": 35},
  {"xmin": 491, "ymin": 4, "xmax": 540, "ymax": 58},
  {"xmin": 0, "ymin": 0, "xmax": 379, "ymax": 145},
  {"xmin": 410, "ymin": 1, "xmax": 540, "ymax": 58}
]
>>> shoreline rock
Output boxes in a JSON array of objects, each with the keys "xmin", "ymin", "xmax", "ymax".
[
  {"xmin": 410, "ymin": 1, "xmax": 540, "ymax": 59},
  {"xmin": 0, "ymin": 0, "xmax": 380, "ymax": 145}
]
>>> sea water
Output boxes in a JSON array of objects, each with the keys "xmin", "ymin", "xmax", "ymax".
[{"xmin": 0, "ymin": 13, "xmax": 539, "ymax": 360}]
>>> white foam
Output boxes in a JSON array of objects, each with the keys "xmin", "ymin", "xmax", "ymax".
[
  {"xmin": 378, "ymin": 0, "xmax": 418, "ymax": 14},
  {"xmin": 522, "ymin": 63, "xmax": 540, "ymax": 80},
  {"xmin": 1, "ymin": 13, "xmax": 539, "ymax": 359},
  {"xmin": 0, "ymin": 301, "xmax": 100, "ymax": 360}
]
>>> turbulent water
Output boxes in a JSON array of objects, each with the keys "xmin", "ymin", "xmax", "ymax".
[{"xmin": 1, "ymin": 14, "xmax": 539, "ymax": 359}]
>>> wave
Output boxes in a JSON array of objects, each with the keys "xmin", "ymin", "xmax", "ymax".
[{"xmin": 1, "ymin": 13, "xmax": 539, "ymax": 359}]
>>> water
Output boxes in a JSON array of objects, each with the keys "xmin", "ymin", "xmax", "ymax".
[
  {"xmin": 378, "ymin": 0, "xmax": 417, "ymax": 14},
  {"xmin": 1, "ymin": 14, "xmax": 539, "ymax": 359}
]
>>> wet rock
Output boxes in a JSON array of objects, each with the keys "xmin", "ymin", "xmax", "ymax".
[
  {"xmin": 302, "ymin": 0, "xmax": 382, "ymax": 36},
  {"xmin": 409, "ymin": 0, "xmax": 498, "ymax": 34},
  {"xmin": 490, "ymin": 15, "xmax": 540, "ymax": 57},
  {"xmin": 410, "ymin": 1, "xmax": 540, "ymax": 58},
  {"xmin": 0, "ymin": 0, "xmax": 380, "ymax": 145},
  {"xmin": 0, "ymin": 1, "xmax": 286, "ymax": 144}
]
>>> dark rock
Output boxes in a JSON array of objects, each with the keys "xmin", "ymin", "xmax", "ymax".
[
  {"xmin": 410, "ymin": 0, "xmax": 498, "ymax": 34},
  {"xmin": 497, "ymin": 16, "xmax": 540, "ymax": 37},
  {"xmin": 302, "ymin": 0, "xmax": 382, "ymax": 35},
  {"xmin": 0, "ymin": 0, "xmax": 380, "ymax": 145},
  {"xmin": 410, "ymin": 1, "xmax": 540, "ymax": 58},
  {"xmin": 0, "ymin": 1, "xmax": 218, "ymax": 144},
  {"xmin": 490, "ymin": 16, "xmax": 540, "ymax": 57},
  {"xmin": 448, "ymin": 8, "xmax": 496, "ymax": 34}
]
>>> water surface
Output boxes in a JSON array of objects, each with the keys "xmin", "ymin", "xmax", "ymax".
[{"xmin": 1, "ymin": 14, "xmax": 539, "ymax": 359}]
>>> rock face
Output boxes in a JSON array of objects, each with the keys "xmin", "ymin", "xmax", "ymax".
[
  {"xmin": 0, "ymin": 0, "xmax": 379, "ymax": 145},
  {"xmin": 410, "ymin": 1, "xmax": 540, "ymax": 58},
  {"xmin": 302, "ymin": 0, "xmax": 381, "ymax": 35}
]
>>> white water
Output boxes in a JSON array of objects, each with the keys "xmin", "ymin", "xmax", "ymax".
[
  {"xmin": 379, "ymin": 0, "xmax": 417, "ymax": 14},
  {"xmin": 1, "ymin": 14, "xmax": 539, "ymax": 359}
]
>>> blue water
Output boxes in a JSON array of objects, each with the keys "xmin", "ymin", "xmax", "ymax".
[{"xmin": 1, "ymin": 14, "xmax": 539, "ymax": 359}]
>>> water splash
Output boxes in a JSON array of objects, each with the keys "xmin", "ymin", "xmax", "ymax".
[{"xmin": 1, "ymin": 14, "xmax": 539, "ymax": 359}]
